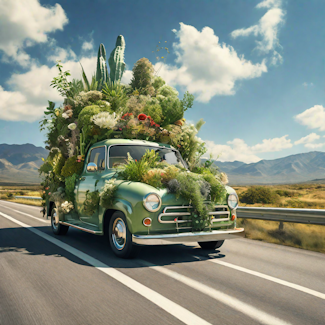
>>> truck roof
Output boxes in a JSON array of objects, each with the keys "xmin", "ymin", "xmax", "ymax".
[{"xmin": 91, "ymin": 138, "xmax": 175, "ymax": 150}]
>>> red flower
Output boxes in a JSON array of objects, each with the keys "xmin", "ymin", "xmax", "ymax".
[
  {"xmin": 150, "ymin": 120, "xmax": 155, "ymax": 126},
  {"xmin": 155, "ymin": 124, "xmax": 160, "ymax": 127},
  {"xmin": 128, "ymin": 113, "xmax": 133, "ymax": 116},
  {"xmin": 138, "ymin": 113, "xmax": 147, "ymax": 121},
  {"xmin": 135, "ymin": 159, "xmax": 137, "ymax": 162},
  {"xmin": 161, "ymin": 173, "xmax": 164, "ymax": 176},
  {"xmin": 45, "ymin": 187, "xmax": 49, "ymax": 190},
  {"xmin": 119, "ymin": 128, "xmax": 122, "ymax": 131},
  {"xmin": 147, "ymin": 116, "xmax": 152, "ymax": 120},
  {"xmin": 177, "ymin": 144, "xmax": 181, "ymax": 148}
]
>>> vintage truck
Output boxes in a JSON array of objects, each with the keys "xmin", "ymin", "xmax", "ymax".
[{"xmin": 48, "ymin": 138, "xmax": 244, "ymax": 258}]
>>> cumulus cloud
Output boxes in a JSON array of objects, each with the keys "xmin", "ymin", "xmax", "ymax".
[
  {"xmin": 0, "ymin": 57, "xmax": 96, "ymax": 122},
  {"xmin": 295, "ymin": 105, "xmax": 325, "ymax": 131},
  {"xmin": 294, "ymin": 133, "xmax": 320, "ymax": 145},
  {"xmin": 203, "ymin": 135, "xmax": 292, "ymax": 163},
  {"xmin": 121, "ymin": 69, "xmax": 133, "ymax": 85},
  {"xmin": 82, "ymin": 41, "xmax": 94, "ymax": 51},
  {"xmin": 0, "ymin": 0, "xmax": 68, "ymax": 66},
  {"xmin": 48, "ymin": 48, "xmax": 77, "ymax": 63},
  {"xmin": 156, "ymin": 23, "xmax": 267, "ymax": 102},
  {"xmin": 250, "ymin": 135, "xmax": 292, "ymax": 152},
  {"xmin": 305, "ymin": 143, "xmax": 325, "ymax": 149},
  {"xmin": 231, "ymin": 0, "xmax": 285, "ymax": 63}
]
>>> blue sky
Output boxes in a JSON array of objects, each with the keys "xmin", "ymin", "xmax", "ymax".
[{"xmin": 0, "ymin": 0, "xmax": 325, "ymax": 163}]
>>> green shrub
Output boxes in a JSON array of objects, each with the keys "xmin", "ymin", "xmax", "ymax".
[
  {"xmin": 6, "ymin": 192, "xmax": 13, "ymax": 198},
  {"xmin": 239, "ymin": 186, "xmax": 280, "ymax": 204},
  {"xmin": 83, "ymin": 190, "xmax": 100, "ymax": 215},
  {"xmin": 275, "ymin": 189, "xmax": 296, "ymax": 197},
  {"xmin": 65, "ymin": 173, "xmax": 79, "ymax": 202},
  {"xmin": 61, "ymin": 156, "xmax": 84, "ymax": 177}
]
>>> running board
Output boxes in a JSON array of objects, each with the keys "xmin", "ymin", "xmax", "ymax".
[{"xmin": 60, "ymin": 221, "xmax": 102, "ymax": 234}]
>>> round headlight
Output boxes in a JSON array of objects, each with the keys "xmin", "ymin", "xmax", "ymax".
[
  {"xmin": 228, "ymin": 193, "xmax": 238, "ymax": 210},
  {"xmin": 143, "ymin": 193, "xmax": 162, "ymax": 212}
]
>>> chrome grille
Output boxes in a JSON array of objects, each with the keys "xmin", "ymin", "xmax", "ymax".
[{"xmin": 158, "ymin": 205, "xmax": 230, "ymax": 225}]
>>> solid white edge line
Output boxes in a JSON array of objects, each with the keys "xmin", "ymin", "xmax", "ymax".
[
  {"xmin": 208, "ymin": 259, "xmax": 325, "ymax": 300},
  {"xmin": 0, "ymin": 200, "xmax": 42, "ymax": 210},
  {"xmin": 0, "ymin": 211, "xmax": 210, "ymax": 325},
  {"xmin": 139, "ymin": 260, "xmax": 292, "ymax": 325},
  {"xmin": 0, "ymin": 205, "xmax": 49, "ymax": 223}
]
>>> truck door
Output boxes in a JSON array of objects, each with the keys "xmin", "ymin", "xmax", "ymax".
[{"xmin": 76, "ymin": 146, "xmax": 106, "ymax": 227}]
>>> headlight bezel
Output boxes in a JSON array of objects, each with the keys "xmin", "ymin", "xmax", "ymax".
[
  {"xmin": 228, "ymin": 193, "xmax": 238, "ymax": 210},
  {"xmin": 143, "ymin": 193, "xmax": 162, "ymax": 212}
]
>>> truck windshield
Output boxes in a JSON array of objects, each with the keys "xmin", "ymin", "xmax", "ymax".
[{"xmin": 108, "ymin": 145, "xmax": 187, "ymax": 169}]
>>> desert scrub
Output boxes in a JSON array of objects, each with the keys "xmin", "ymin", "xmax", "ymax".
[
  {"xmin": 239, "ymin": 186, "xmax": 280, "ymax": 204},
  {"xmin": 237, "ymin": 218, "xmax": 325, "ymax": 253}
]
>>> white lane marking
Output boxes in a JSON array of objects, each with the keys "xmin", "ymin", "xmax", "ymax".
[
  {"xmin": 0, "ymin": 212, "xmax": 210, "ymax": 325},
  {"xmin": 0, "ymin": 205, "xmax": 49, "ymax": 223},
  {"xmin": 0, "ymin": 200, "xmax": 42, "ymax": 210},
  {"xmin": 140, "ymin": 260, "xmax": 291, "ymax": 325},
  {"xmin": 208, "ymin": 259, "xmax": 325, "ymax": 300}
]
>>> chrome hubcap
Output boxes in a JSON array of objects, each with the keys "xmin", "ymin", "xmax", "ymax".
[
  {"xmin": 52, "ymin": 210, "xmax": 58, "ymax": 230},
  {"xmin": 112, "ymin": 218, "xmax": 126, "ymax": 250}
]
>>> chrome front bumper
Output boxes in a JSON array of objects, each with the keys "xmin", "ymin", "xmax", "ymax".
[{"xmin": 132, "ymin": 228, "xmax": 245, "ymax": 245}]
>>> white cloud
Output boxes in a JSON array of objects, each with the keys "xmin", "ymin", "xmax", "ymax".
[
  {"xmin": 82, "ymin": 41, "xmax": 94, "ymax": 51},
  {"xmin": 231, "ymin": 0, "xmax": 285, "ymax": 62},
  {"xmin": 204, "ymin": 139, "xmax": 261, "ymax": 163},
  {"xmin": 305, "ymin": 143, "xmax": 325, "ymax": 149},
  {"xmin": 0, "ymin": 0, "xmax": 68, "ymax": 66},
  {"xmin": 204, "ymin": 135, "xmax": 292, "ymax": 163},
  {"xmin": 0, "ymin": 56, "xmax": 96, "ymax": 122},
  {"xmin": 294, "ymin": 133, "xmax": 320, "ymax": 145},
  {"xmin": 302, "ymin": 82, "xmax": 313, "ymax": 87},
  {"xmin": 121, "ymin": 69, "xmax": 132, "ymax": 85},
  {"xmin": 156, "ymin": 23, "xmax": 267, "ymax": 102},
  {"xmin": 48, "ymin": 48, "xmax": 77, "ymax": 63},
  {"xmin": 251, "ymin": 135, "xmax": 292, "ymax": 152},
  {"xmin": 295, "ymin": 105, "xmax": 325, "ymax": 131}
]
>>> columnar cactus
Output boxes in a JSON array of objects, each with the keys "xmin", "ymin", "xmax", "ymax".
[
  {"xmin": 96, "ymin": 43, "xmax": 108, "ymax": 87},
  {"xmin": 108, "ymin": 35, "xmax": 126, "ymax": 84}
]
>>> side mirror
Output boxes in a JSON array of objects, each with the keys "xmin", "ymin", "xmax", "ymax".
[{"xmin": 87, "ymin": 162, "xmax": 98, "ymax": 172}]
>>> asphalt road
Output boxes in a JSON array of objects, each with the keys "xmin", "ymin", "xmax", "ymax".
[{"xmin": 0, "ymin": 200, "xmax": 324, "ymax": 325}]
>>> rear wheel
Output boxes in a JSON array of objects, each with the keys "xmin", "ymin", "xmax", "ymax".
[
  {"xmin": 51, "ymin": 205, "xmax": 69, "ymax": 235},
  {"xmin": 198, "ymin": 240, "xmax": 224, "ymax": 250},
  {"xmin": 108, "ymin": 211, "xmax": 135, "ymax": 259}
]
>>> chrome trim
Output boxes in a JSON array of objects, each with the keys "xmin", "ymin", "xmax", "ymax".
[
  {"xmin": 107, "ymin": 143, "xmax": 187, "ymax": 170},
  {"xmin": 143, "ymin": 193, "xmax": 162, "ymax": 212},
  {"xmin": 132, "ymin": 228, "xmax": 245, "ymax": 245},
  {"xmin": 158, "ymin": 205, "xmax": 230, "ymax": 225},
  {"xmin": 59, "ymin": 222, "xmax": 102, "ymax": 234}
]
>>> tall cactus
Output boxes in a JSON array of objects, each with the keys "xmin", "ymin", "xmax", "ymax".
[
  {"xmin": 96, "ymin": 43, "xmax": 108, "ymax": 87},
  {"xmin": 108, "ymin": 35, "xmax": 126, "ymax": 84}
]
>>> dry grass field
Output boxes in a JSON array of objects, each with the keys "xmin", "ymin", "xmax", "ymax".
[
  {"xmin": 0, "ymin": 185, "xmax": 42, "ymax": 206},
  {"xmin": 235, "ymin": 183, "xmax": 325, "ymax": 253}
]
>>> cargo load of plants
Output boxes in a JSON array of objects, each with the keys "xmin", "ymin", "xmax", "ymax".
[{"xmin": 39, "ymin": 35, "xmax": 228, "ymax": 231}]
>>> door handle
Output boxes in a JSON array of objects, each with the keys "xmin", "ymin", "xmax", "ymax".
[{"xmin": 80, "ymin": 177, "xmax": 86, "ymax": 181}]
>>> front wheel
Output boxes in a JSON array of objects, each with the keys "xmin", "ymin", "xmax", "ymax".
[
  {"xmin": 108, "ymin": 212, "xmax": 135, "ymax": 258},
  {"xmin": 51, "ymin": 206, "xmax": 69, "ymax": 235},
  {"xmin": 198, "ymin": 240, "xmax": 224, "ymax": 250}
]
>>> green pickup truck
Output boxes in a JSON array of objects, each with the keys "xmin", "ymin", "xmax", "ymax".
[{"xmin": 48, "ymin": 138, "xmax": 244, "ymax": 258}]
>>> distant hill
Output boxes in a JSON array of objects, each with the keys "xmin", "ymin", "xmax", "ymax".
[
  {"xmin": 213, "ymin": 151, "xmax": 325, "ymax": 185},
  {"xmin": 0, "ymin": 144, "xmax": 324, "ymax": 185},
  {"xmin": 0, "ymin": 144, "xmax": 47, "ymax": 184}
]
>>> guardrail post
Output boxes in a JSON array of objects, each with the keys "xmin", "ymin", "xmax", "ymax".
[{"xmin": 279, "ymin": 221, "xmax": 284, "ymax": 231}]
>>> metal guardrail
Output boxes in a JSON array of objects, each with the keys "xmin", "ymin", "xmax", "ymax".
[
  {"xmin": 237, "ymin": 206, "xmax": 325, "ymax": 226},
  {"xmin": 14, "ymin": 196, "xmax": 42, "ymax": 200}
]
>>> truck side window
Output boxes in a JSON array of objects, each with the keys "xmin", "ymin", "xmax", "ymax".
[{"xmin": 88, "ymin": 146, "xmax": 106, "ymax": 171}]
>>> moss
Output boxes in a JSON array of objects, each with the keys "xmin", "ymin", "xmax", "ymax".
[
  {"xmin": 61, "ymin": 156, "xmax": 84, "ymax": 178},
  {"xmin": 78, "ymin": 105, "xmax": 101, "ymax": 129}
]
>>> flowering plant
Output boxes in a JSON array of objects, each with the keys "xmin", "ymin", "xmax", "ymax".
[{"xmin": 91, "ymin": 112, "xmax": 120, "ymax": 129}]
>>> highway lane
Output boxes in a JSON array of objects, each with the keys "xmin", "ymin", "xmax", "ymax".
[{"xmin": 0, "ymin": 200, "xmax": 324, "ymax": 325}]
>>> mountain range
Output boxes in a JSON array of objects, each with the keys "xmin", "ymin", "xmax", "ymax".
[
  {"xmin": 0, "ymin": 144, "xmax": 47, "ymax": 184},
  {"xmin": 0, "ymin": 144, "xmax": 324, "ymax": 185}
]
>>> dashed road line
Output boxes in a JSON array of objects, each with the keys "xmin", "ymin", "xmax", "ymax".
[
  {"xmin": 140, "ymin": 259, "xmax": 292, "ymax": 325},
  {"xmin": 207, "ymin": 258, "xmax": 325, "ymax": 300}
]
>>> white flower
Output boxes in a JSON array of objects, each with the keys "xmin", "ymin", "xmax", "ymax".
[
  {"xmin": 61, "ymin": 201, "xmax": 74, "ymax": 214},
  {"xmin": 91, "ymin": 112, "xmax": 120, "ymax": 129},
  {"xmin": 68, "ymin": 123, "xmax": 77, "ymax": 130},
  {"xmin": 62, "ymin": 112, "xmax": 69, "ymax": 119}
]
